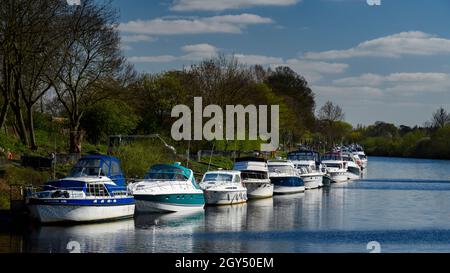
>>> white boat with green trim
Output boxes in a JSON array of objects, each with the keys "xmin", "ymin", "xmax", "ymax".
[{"xmin": 129, "ymin": 163, "xmax": 205, "ymax": 213}]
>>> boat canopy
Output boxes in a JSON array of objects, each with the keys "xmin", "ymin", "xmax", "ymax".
[
  {"xmin": 145, "ymin": 163, "xmax": 193, "ymax": 181},
  {"xmin": 68, "ymin": 155, "xmax": 126, "ymax": 186}
]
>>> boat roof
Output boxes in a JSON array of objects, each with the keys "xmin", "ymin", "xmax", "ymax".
[
  {"xmin": 204, "ymin": 170, "xmax": 240, "ymax": 175},
  {"xmin": 268, "ymin": 160, "xmax": 294, "ymax": 166},
  {"xmin": 147, "ymin": 163, "xmax": 193, "ymax": 180},
  {"xmin": 288, "ymin": 150, "xmax": 319, "ymax": 156}
]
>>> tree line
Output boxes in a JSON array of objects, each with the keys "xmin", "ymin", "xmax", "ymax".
[{"xmin": 1, "ymin": 0, "xmax": 448, "ymax": 160}]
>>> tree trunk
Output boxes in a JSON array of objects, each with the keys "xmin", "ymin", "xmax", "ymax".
[
  {"xmin": 69, "ymin": 126, "xmax": 82, "ymax": 154},
  {"xmin": 11, "ymin": 101, "xmax": 29, "ymax": 146},
  {"xmin": 0, "ymin": 100, "xmax": 9, "ymax": 130},
  {"xmin": 27, "ymin": 106, "xmax": 38, "ymax": 150}
]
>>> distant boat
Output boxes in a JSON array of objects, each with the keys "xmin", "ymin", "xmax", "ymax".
[
  {"xmin": 129, "ymin": 162, "xmax": 205, "ymax": 213},
  {"xmin": 199, "ymin": 170, "xmax": 247, "ymax": 205},
  {"xmin": 26, "ymin": 155, "xmax": 135, "ymax": 224},
  {"xmin": 341, "ymin": 152, "xmax": 362, "ymax": 181},
  {"xmin": 233, "ymin": 157, "xmax": 274, "ymax": 199},
  {"xmin": 321, "ymin": 152, "xmax": 349, "ymax": 183},
  {"xmin": 288, "ymin": 150, "xmax": 324, "ymax": 189},
  {"xmin": 268, "ymin": 160, "xmax": 305, "ymax": 194}
]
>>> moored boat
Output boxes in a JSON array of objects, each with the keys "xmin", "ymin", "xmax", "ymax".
[
  {"xmin": 199, "ymin": 170, "xmax": 247, "ymax": 205},
  {"xmin": 129, "ymin": 162, "xmax": 205, "ymax": 213},
  {"xmin": 233, "ymin": 157, "xmax": 273, "ymax": 199},
  {"xmin": 26, "ymin": 155, "xmax": 135, "ymax": 224},
  {"xmin": 268, "ymin": 160, "xmax": 305, "ymax": 194},
  {"xmin": 321, "ymin": 152, "xmax": 349, "ymax": 183}
]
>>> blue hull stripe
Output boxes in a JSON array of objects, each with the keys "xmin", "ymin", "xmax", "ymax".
[
  {"xmin": 270, "ymin": 177, "xmax": 305, "ymax": 187},
  {"xmin": 28, "ymin": 197, "xmax": 135, "ymax": 206}
]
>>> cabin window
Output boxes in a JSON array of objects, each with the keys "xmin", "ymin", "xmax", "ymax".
[{"xmin": 233, "ymin": 175, "xmax": 241, "ymax": 183}]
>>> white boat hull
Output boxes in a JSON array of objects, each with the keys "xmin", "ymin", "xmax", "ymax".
[
  {"xmin": 244, "ymin": 183, "xmax": 274, "ymax": 199},
  {"xmin": 29, "ymin": 204, "xmax": 135, "ymax": 223},
  {"xmin": 135, "ymin": 199, "xmax": 204, "ymax": 213},
  {"xmin": 273, "ymin": 185, "xmax": 305, "ymax": 194},
  {"xmin": 301, "ymin": 175, "xmax": 323, "ymax": 189},
  {"xmin": 204, "ymin": 189, "xmax": 248, "ymax": 205},
  {"xmin": 346, "ymin": 172, "xmax": 361, "ymax": 181},
  {"xmin": 329, "ymin": 173, "xmax": 349, "ymax": 183}
]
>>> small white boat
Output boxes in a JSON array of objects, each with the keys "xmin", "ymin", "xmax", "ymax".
[
  {"xmin": 26, "ymin": 155, "xmax": 135, "ymax": 223},
  {"xmin": 129, "ymin": 163, "xmax": 205, "ymax": 213},
  {"xmin": 199, "ymin": 170, "xmax": 247, "ymax": 205},
  {"xmin": 342, "ymin": 152, "xmax": 362, "ymax": 181},
  {"xmin": 321, "ymin": 152, "xmax": 349, "ymax": 183},
  {"xmin": 233, "ymin": 157, "xmax": 273, "ymax": 199},
  {"xmin": 268, "ymin": 160, "xmax": 305, "ymax": 194},
  {"xmin": 288, "ymin": 150, "xmax": 324, "ymax": 189}
]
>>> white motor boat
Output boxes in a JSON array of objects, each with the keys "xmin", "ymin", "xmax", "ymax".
[
  {"xmin": 321, "ymin": 152, "xmax": 349, "ymax": 183},
  {"xmin": 129, "ymin": 162, "xmax": 205, "ymax": 213},
  {"xmin": 199, "ymin": 170, "xmax": 247, "ymax": 205},
  {"xmin": 26, "ymin": 155, "xmax": 135, "ymax": 223},
  {"xmin": 233, "ymin": 157, "xmax": 273, "ymax": 199},
  {"xmin": 288, "ymin": 150, "xmax": 324, "ymax": 189},
  {"xmin": 342, "ymin": 152, "xmax": 362, "ymax": 181},
  {"xmin": 268, "ymin": 160, "xmax": 305, "ymax": 194}
]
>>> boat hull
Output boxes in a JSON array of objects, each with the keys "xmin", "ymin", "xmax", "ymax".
[
  {"xmin": 134, "ymin": 194, "xmax": 205, "ymax": 213},
  {"xmin": 204, "ymin": 189, "xmax": 247, "ymax": 205},
  {"xmin": 28, "ymin": 202, "xmax": 135, "ymax": 223},
  {"xmin": 301, "ymin": 175, "xmax": 323, "ymax": 190},
  {"xmin": 329, "ymin": 172, "xmax": 349, "ymax": 183},
  {"xmin": 273, "ymin": 185, "xmax": 305, "ymax": 194},
  {"xmin": 244, "ymin": 183, "xmax": 274, "ymax": 199}
]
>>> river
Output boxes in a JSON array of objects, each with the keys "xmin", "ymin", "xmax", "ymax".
[{"xmin": 2, "ymin": 156, "xmax": 450, "ymax": 253}]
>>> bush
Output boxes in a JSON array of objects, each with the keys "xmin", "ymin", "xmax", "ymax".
[
  {"xmin": 115, "ymin": 140, "xmax": 173, "ymax": 179},
  {"xmin": 3, "ymin": 166, "xmax": 51, "ymax": 186}
]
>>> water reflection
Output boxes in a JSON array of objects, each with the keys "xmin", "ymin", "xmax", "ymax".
[
  {"xmin": 26, "ymin": 219, "xmax": 135, "ymax": 253},
  {"xmin": 133, "ymin": 211, "xmax": 205, "ymax": 253}
]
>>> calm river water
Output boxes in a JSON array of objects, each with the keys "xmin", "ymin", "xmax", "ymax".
[{"xmin": 2, "ymin": 156, "xmax": 450, "ymax": 253}]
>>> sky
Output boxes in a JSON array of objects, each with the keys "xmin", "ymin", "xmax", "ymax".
[{"xmin": 112, "ymin": 0, "xmax": 450, "ymax": 127}]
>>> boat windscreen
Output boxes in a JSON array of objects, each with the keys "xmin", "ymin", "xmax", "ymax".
[
  {"xmin": 145, "ymin": 166, "xmax": 189, "ymax": 180},
  {"xmin": 203, "ymin": 173, "xmax": 233, "ymax": 182},
  {"xmin": 241, "ymin": 171, "xmax": 268, "ymax": 180},
  {"xmin": 69, "ymin": 159, "xmax": 108, "ymax": 177}
]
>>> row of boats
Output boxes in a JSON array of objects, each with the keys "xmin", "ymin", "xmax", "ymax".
[{"xmin": 25, "ymin": 145, "xmax": 368, "ymax": 223}]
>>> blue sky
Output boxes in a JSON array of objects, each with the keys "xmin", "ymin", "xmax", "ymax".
[{"xmin": 112, "ymin": 0, "xmax": 450, "ymax": 127}]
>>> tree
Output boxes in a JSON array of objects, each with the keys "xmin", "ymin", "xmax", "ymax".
[
  {"xmin": 81, "ymin": 100, "xmax": 139, "ymax": 144},
  {"xmin": 266, "ymin": 66, "xmax": 316, "ymax": 138},
  {"xmin": 51, "ymin": 0, "xmax": 126, "ymax": 153},
  {"xmin": 318, "ymin": 101, "xmax": 345, "ymax": 122},
  {"xmin": 431, "ymin": 107, "xmax": 450, "ymax": 129}
]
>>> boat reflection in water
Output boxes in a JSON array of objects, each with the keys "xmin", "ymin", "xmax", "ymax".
[
  {"xmin": 133, "ymin": 211, "xmax": 205, "ymax": 253},
  {"xmin": 25, "ymin": 219, "xmax": 135, "ymax": 253},
  {"xmin": 204, "ymin": 204, "xmax": 248, "ymax": 232}
]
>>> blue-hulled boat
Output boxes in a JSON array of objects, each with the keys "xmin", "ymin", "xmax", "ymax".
[{"xmin": 27, "ymin": 155, "xmax": 135, "ymax": 223}]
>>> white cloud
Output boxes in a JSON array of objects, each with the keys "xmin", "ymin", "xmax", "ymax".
[
  {"xmin": 281, "ymin": 59, "xmax": 349, "ymax": 83},
  {"xmin": 334, "ymin": 72, "xmax": 450, "ymax": 90},
  {"xmin": 121, "ymin": 35, "xmax": 157, "ymax": 43},
  {"xmin": 180, "ymin": 43, "xmax": 219, "ymax": 61},
  {"xmin": 128, "ymin": 55, "xmax": 178, "ymax": 63},
  {"xmin": 128, "ymin": 44, "xmax": 219, "ymax": 63},
  {"xmin": 171, "ymin": 0, "xmax": 300, "ymax": 11},
  {"xmin": 234, "ymin": 54, "xmax": 284, "ymax": 65},
  {"xmin": 305, "ymin": 31, "xmax": 450, "ymax": 60},
  {"xmin": 119, "ymin": 14, "xmax": 273, "ymax": 35}
]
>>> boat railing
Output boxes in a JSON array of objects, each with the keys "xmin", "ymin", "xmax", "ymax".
[{"xmin": 23, "ymin": 184, "xmax": 131, "ymax": 198}]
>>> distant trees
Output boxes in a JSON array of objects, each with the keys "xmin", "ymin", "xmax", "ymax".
[
  {"xmin": 318, "ymin": 101, "xmax": 345, "ymax": 122},
  {"xmin": 430, "ymin": 107, "xmax": 450, "ymax": 129}
]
